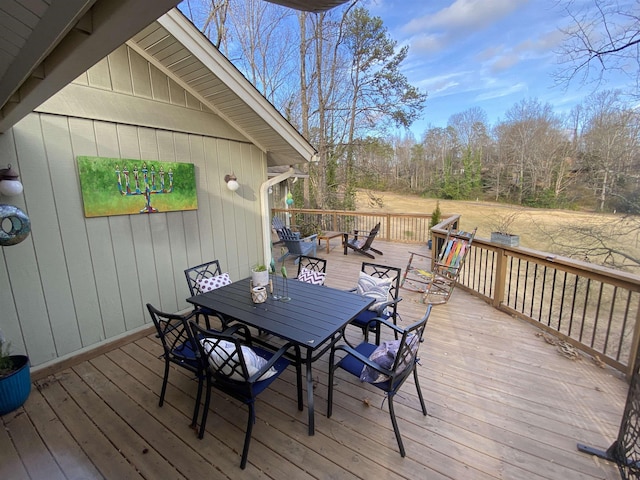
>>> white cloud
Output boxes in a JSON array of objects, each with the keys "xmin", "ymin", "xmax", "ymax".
[
  {"xmin": 490, "ymin": 54, "xmax": 521, "ymax": 72},
  {"xmin": 403, "ymin": 0, "xmax": 530, "ymax": 34},
  {"xmin": 475, "ymin": 82, "xmax": 527, "ymax": 101},
  {"xmin": 409, "ymin": 33, "xmax": 448, "ymax": 53}
]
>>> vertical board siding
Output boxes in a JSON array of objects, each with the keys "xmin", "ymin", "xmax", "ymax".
[
  {"xmin": 107, "ymin": 46, "xmax": 134, "ymax": 94},
  {"xmin": 67, "ymin": 118, "xmax": 106, "ymax": 348},
  {"xmin": 2, "ymin": 112, "xmax": 265, "ymax": 367},
  {"xmin": 13, "ymin": 114, "xmax": 74, "ymax": 365},
  {"xmin": 1, "ymin": 43, "xmax": 268, "ymax": 368}
]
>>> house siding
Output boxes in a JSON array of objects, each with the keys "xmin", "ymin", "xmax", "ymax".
[{"xmin": 0, "ymin": 45, "xmax": 267, "ymax": 368}]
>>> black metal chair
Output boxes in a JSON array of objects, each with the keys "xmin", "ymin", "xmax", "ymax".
[
  {"xmin": 146, "ymin": 303, "xmax": 205, "ymax": 428},
  {"xmin": 327, "ymin": 305, "xmax": 432, "ymax": 457},
  {"xmin": 296, "ymin": 255, "xmax": 327, "ymax": 285},
  {"xmin": 349, "ymin": 262, "xmax": 403, "ymax": 344},
  {"xmin": 189, "ymin": 321, "xmax": 303, "ymax": 469},
  {"xmin": 184, "ymin": 260, "xmax": 231, "ymax": 329},
  {"xmin": 343, "ymin": 222, "xmax": 383, "ymax": 259}
]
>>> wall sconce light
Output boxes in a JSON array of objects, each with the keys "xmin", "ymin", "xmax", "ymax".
[
  {"xmin": 0, "ymin": 164, "xmax": 23, "ymax": 197},
  {"xmin": 224, "ymin": 173, "xmax": 239, "ymax": 192}
]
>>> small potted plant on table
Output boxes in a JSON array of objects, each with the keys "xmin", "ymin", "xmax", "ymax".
[
  {"xmin": 0, "ymin": 330, "xmax": 31, "ymax": 416},
  {"xmin": 251, "ymin": 264, "xmax": 269, "ymax": 287}
]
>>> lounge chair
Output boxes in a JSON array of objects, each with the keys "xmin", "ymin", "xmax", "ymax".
[{"xmin": 342, "ymin": 222, "xmax": 382, "ymax": 259}]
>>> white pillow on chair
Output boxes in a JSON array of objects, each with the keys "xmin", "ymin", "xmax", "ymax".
[
  {"xmin": 297, "ymin": 267, "xmax": 326, "ymax": 285},
  {"xmin": 195, "ymin": 272, "xmax": 232, "ymax": 293},
  {"xmin": 356, "ymin": 271, "xmax": 392, "ymax": 310},
  {"xmin": 199, "ymin": 338, "xmax": 277, "ymax": 381}
]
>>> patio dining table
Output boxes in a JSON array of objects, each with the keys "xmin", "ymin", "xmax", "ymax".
[{"xmin": 186, "ymin": 276, "xmax": 374, "ymax": 435}]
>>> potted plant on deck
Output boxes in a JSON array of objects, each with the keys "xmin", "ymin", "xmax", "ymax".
[
  {"xmin": 428, "ymin": 201, "xmax": 442, "ymax": 250},
  {"xmin": 0, "ymin": 330, "xmax": 31, "ymax": 416},
  {"xmin": 490, "ymin": 211, "xmax": 521, "ymax": 247}
]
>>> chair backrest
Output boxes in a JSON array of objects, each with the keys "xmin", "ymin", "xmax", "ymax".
[
  {"xmin": 359, "ymin": 222, "xmax": 380, "ymax": 249},
  {"xmin": 297, "ymin": 255, "xmax": 327, "ymax": 276},
  {"xmin": 272, "ymin": 216, "xmax": 287, "ymax": 239},
  {"xmin": 361, "ymin": 261, "xmax": 401, "ymax": 303},
  {"xmin": 190, "ymin": 321, "xmax": 256, "ymax": 384},
  {"xmin": 184, "ymin": 260, "xmax": 223, "ymax": 296},
  {"xmin": 272, "ymin": 216, "xmax": 285, "ymax": 232},
  {"xmin": 146, "ymin": 303, "xmax": 197, "ymax": 364},
  {"xmin": 391, "ymin": 304, "xmax": 431, "ymax": 377},
  {"xmin": 297, "ymin": 255, "xmax": 327, "ymax": 285},
  {"xmin": 435, "ymin": 228, "xmax": 477, "ymax": 272},
  {"xmin": 281, "ymin": 227, "xmax": 307, "ymax": 254}
]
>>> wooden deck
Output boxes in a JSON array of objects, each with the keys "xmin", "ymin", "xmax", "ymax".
[{"xmin": 1, "ymin": 239, "xmax": 628, "ymax": 479}]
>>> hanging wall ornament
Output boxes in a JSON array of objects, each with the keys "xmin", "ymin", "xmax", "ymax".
[
  {"xmin": 286, "ymin": 192, "xmax": 294, "ymax": 206},
  {"xmin": 0, "ymin": 205, "xmax": 31, "ymax": 246}
]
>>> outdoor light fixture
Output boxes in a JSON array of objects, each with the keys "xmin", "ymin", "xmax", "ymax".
[
  {"xmin": 0, "ymin": 164, "xmax": 23, "ymax": 197},
  {"xmin": 224, "ymin": 173, "xmax": 239, "ymax": 192}
]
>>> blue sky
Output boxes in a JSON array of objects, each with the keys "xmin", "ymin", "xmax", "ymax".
[{"xmin": 367, "ymin": 0, "xmax": 634, "ymax": 135}]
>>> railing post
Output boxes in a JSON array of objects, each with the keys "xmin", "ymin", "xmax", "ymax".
[
  {"xmin": 627, "ymin": 303, "xmax": 640, "ymax": 380},
  {"xmin": 493, "ymin": 247, "xmax": 507, "ymax": 308},
  {"xmin": 385, "ymin": 213, "xmax": 391, "ymax": 241}
]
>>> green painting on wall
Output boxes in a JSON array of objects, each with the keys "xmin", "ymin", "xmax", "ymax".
[{"xmin": 77, "ymin": 156, "xmax": 198, "ymax": 217}]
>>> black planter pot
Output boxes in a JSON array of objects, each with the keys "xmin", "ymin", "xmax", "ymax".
[{"xmin": 0, "ymin": 355, "xmax": 31, "ymax": 416}]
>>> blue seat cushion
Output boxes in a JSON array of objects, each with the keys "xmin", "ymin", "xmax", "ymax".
[
  {"xmin": 338, "ymin": 342, "xmax": 377, "ymax": 377},
  {"xmin": 171, "ymin": 340, "xmax": 200, "ymax": 368},
  {"xmin": 337, "ymin": 342, "xmax": 402, "ymax": 391},
  {"xmin": 351, "ymin": 309, "xmax": 390, "ymax": 329},
  {"xmin": 214, "ymin": 346, "xmax": 290, "ymax": 399}
]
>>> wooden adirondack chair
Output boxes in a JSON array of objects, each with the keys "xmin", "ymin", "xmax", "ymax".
[
  {"xmin": 343, "ymin": 222, "xmax": 383, "ymax": 259},
  {"xmin": 272, "ymin": 216, "xmax": 299, "ymax": 245},
  {"xmin": 279, "ymin": 227, "xmax": 318, "ymax": 264},
  {"xmin": 401, "ymin": 227, "xmax": 477, "ymax": 304}
]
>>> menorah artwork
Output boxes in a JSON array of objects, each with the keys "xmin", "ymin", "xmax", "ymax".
[
  {"xmin": 115, "ymin": 162, "xmax": 173, "ymax": 213},
  {"xmin": 78, "ymin": 156, "xmax": 197, "ymax": 218}
]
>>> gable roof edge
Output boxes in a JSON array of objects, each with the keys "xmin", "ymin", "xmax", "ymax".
[{"xmin": 155, "ymin": 9, "xmax": 316, "ymax": 165}]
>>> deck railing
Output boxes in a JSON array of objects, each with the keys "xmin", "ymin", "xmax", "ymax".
[
  {"xmin": 273, "ymin": 208, "xmax": 640, "ymax": 377},
  {"xmin": 272, "ymin": 208, "xmax": 439, "ymax": 244}
]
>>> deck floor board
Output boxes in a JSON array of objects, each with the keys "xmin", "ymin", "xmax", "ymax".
[{"xmin": 1, "ymin": 239, "xmax": 626, "ymax": 479}]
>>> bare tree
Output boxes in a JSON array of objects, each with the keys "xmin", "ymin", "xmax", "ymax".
[
  {"xmin": 556, "ymin": 0, "xmax": 640, "ymax": 96},
  {"xmin": 448, "ymin": 107, "xmax": 489, "ymax": 151},
  {"xmin": 537, "ymin": 214, "xmax": 640, "ymax": 271},
  {"xmin": 575, "ymin": 89, "xmax": 640, "ymax": 211},
  {"xmin": 495, "ymin": 98, "xmax": 569, "ymax": 205},
  {"xmin": 225, "ymin": 0, "xmax": 297, "ymax": 106},
  {"xmin": 181, "ymin": 0, "xmax": 230, "ymax": 49}
]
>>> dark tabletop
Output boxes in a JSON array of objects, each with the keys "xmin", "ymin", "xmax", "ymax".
[{"xmin": 187, "ymin": 277, "xmax": 373, "ymax": 349}]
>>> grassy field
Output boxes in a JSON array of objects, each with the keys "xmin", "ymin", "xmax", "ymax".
[{"xmin": 355, "ymin": 190, "xmax": 640, "ymax": 271}]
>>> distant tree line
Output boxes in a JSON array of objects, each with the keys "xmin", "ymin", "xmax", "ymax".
[
  {"xmin": 388, "ymin": 92, "xmax": 639, "ymax": 213},
  {"xmin": 181, "ymin": 0, "xmax": 640, "ymax": 214}
]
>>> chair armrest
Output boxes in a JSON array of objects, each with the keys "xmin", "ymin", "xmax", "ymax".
[
  {"xmin": 301, "ymin": 233, "xmax": 318, "ymax": 242},
  {"xmin": 222, "ymin": 323, "xmax": 252, "ymax": 341},
  {"xmin": 247, "ymin": 342, "xmax": 300, "ymax": 382},
  {"xmin": 332, "ymin": 343, "xmax": 394, "ymax": 377},
  {"xmin": 363, "ymin": 316, "xmax": 404, "ymax": 334},
  {"xmin": 345, "ymin": 231, "xmax": 375, "ymax": 239},
  {"xmin": 371, "ymin": 297, "xmax": 403, "ymax": 315}
]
